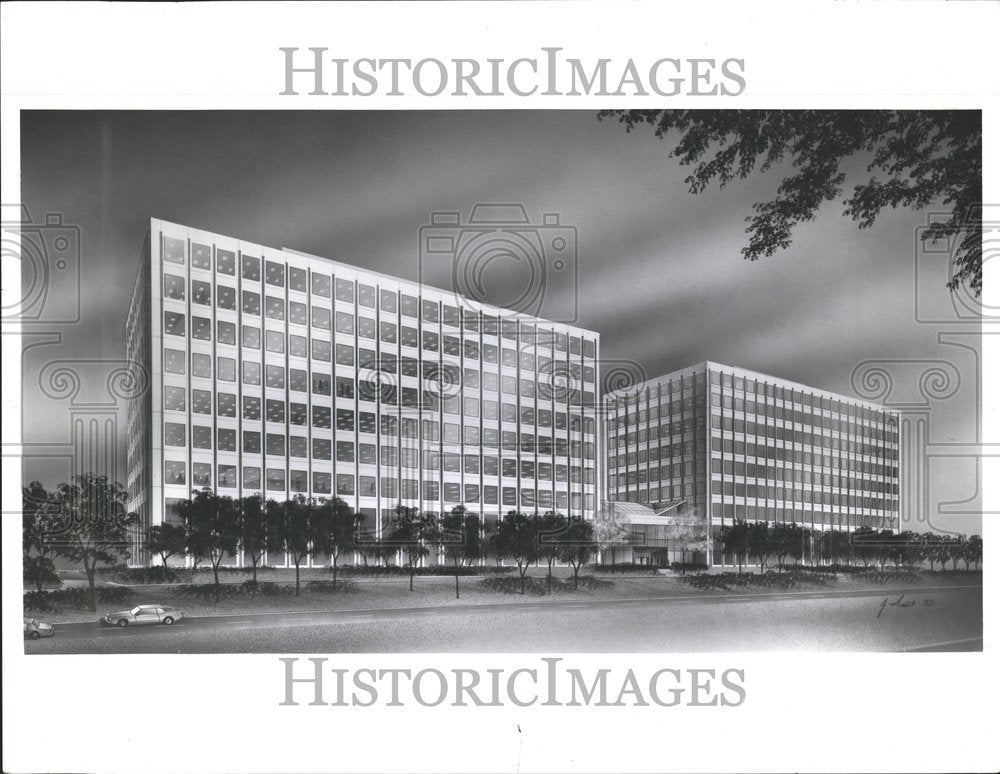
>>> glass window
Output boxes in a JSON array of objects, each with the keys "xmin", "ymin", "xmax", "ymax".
[
  {"xmin": 217, "ymin": 357, "xmax": 236, "ymax": 382},
  {"xmin": 266, "ymin": 468, "xmax": 285, "ymax": 491},
  {"xmin": 335, "ymin": 311, "xmax": 354, "ymax": 334},
  {"xmin": 217, "ymin": 464, "xmax": 237, "ymax": 488},
  {"xmin": 358, "ymin": 317, "xmax": 376, "ymax": 340},
  {"xmin": 266, "ymin": 399, "xmax": 285, "ymax": 423},
  {"xmin": 242, "ymin": 254, "xmax": 261, "ymax": 282},
  {"xmin": 191, "ymin": 243, "xmax": 211, "ymax": 270},
  {"xmin": 163, "ymin": 311, "xmax": 185, "ymax": 337},
  {"xmin": 164, "ymin": 460, "xmax": 186, "ymax": 485},
  {"xmin": 311, "ymin": 273, "xmax": 331, "ymax": 298},
  {"xmin": 265, "ymin": 296, "xmax": 285, "ymax": 320},
  {"xmin": 163, "ymin": 236, "xmax": 185, "ymax": 265},
  {"xmin": 243, "ymin": 466, "xmax": 261, "ymax": 489},
  {"xmin": 163, "ymin": 273, "xmax": 185, "ymax": 300},
  {"xmin": 289, "ymin": 301, "xmax": 307, "ymax": 325},
  {"xmin": 337, "ymin": 409, "xmax": 354, "ymax": 431},
  {"xmin": 336, "ymin": 474, "xmax": 355, "ymax": 495},
  {"xmin": 311, "ymin": 306, "xmax": 331, "ymax": 330},
  {"xmin": 217, "ymin": 320, "xmax": 236, "ymax": 345},
  {"xmin": 380, "ymin": 289, "xmax": 397, "ymax": 312},
  {"xmin": 192, "ymin": 426, "xmax": 212, "ymax": 450},
  {"xmin": 289, "ymin": 435, "xmax": 308, "ymax": 458},
  {"xmin": 191, "ymin": 353, "xmax": 212, "ymax": 378},
  {"xmin": 287, "ymin": 334, "xmax": 305, "ymax": 358},
  {"xmin": 335, "ymin": 344, "xmax": 354, "ymax": 366},
  {"xmin": 191, "ymin": 280, "xmax": 211, "ymax": 306},
  {"xmin": 313, "ymin": 471, "xmax": 331, "ymax": 494},
  {"xmin": 265, "ymin": 261, "xmax": 285, "ymax": 287},
  {"xmin": 216, "ymin": 249, "xmax": 236, "ymax": 276},
  {"xmin": 312, "ymin": 340, "xmax": 332, "ymax": 361},
  {"xmin": 290, "ymin": 402, "xmax": 307, "ymax": 425},
  {"xmin": 243, "ymin": 396, "xmax": 261, "ymax": 420},
  {"xmin": 422, "ymin": 299, "xmax": 438, "ymax": 322},
  {"xmin": 401, "ymin": 294, "xmax": 418, "ymax": 317},
  {"xmin": 217, "ymin": 392, "xmax": 236, "ymax": 417},
  {"xmin": 265, "ymin": 365, "xmax": 285, "ymax": 389},
  {"xmin": 218, "ymin": 428, "xmax": 237, "ymax": 452},
  {"xmin": 289, "ymin": 267, "xmax": 307, "ymax": 292},
  {"xmin": 243, "ymin": 361, "xmax": 260, "ymax": 385},
  {"xmin": 265, "ymin": 330, "xmax": 284, "ymax": 353},
  {"xmin": 191, "ymin": 316, "xmax": 211, "ymax": 341},
  {"xmin": 290, "ymin": 368, "xmax": 307, "ymax": 392},
  {"xmin": 163, "ymin": 422, "xmax": 186, "ymax": 447},
  {"xmin": 191, "ymin": 388, "xmax": 212, "ymax": 414},
  {"xmin": 266, "ymin": 433, "xmax": 285, "ymax": 456},
  {"xmin": 163, "ymin": 385, "xmax": 186, "ymax": 412},
  {"xmin": 243, "ymin": 431, "xmax": 261, "ymax": 453},
  {"xmin": 192, "ymin": 462, "xmax": 212, "ymax": 487},
  {"xmin": 217, "ymin": 285, "xmax": 236, "ymax": 310},
  {"xmin": 313, "ymin": 406, "xmax": 331, "ymax": 428},
  {"xmin": 312, "ymin": 437, "xmax": 331, "ymax": 460},
  {"xmin": 312, "ymin": 372, "xmax": 331, "ymax": 395},
  {"xmin": 242, "ymin": 290, "xmax": 260, "ymax": 315},
  {"xmin": 335, "ymin": 278, "xmax": 354, "ymax": 302},
  {"xmin": 337, "ymin": 441, "xmax": 355, "ymax": 462},
  {"xmin": 358, "ymin": 284, "xmax": 375, "ymax": 308}
]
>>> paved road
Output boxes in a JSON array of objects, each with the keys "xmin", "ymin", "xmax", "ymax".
[{"xmin": 25, "ymin": 584, "xmax": 982, "ymax": 653}]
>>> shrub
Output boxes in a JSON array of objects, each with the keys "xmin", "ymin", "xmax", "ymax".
[
  {"xmin": 671, "ymin": 561, "xmax": 709, "ymax": 573},
  {"xmin": 23, "ymin": 591, "xmax": 56, "ymax": 613},
  {"xmin": 590, "ymin": 563, "xmax": 660, "ymax": 575}
]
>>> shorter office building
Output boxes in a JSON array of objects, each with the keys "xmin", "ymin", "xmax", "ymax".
[{"xmin": 605, "ymin": 362, "xmax": 900, "ymax": 566}]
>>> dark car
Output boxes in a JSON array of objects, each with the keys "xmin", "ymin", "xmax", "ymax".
[{"xmin": 103, "ymin": 604, "xmax": 183, "ymax": 627}]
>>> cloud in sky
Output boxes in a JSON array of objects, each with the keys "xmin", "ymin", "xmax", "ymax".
[{"xmin": 17, "ymin": 110, "xmax": 982, "ymax": 533}]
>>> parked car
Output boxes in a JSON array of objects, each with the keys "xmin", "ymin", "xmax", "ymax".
[
  {"xmin": 103, "ymin": 604, "xmax": 183, "ymax": 627},
  {"xmin": 23, "ymin": 617, "xmax": 54, "ymax": 640}
]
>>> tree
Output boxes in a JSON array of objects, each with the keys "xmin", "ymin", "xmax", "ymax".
[
  {"xmin": 947, "ymin": 534, "xmax": 968, "ymax": 571},
  {"xmin": 274, "ymin": 495, "xmax": 320, "ymax": 596},
  {"xmin": 557, "ymin": 517, "xmax": 596, "ymax": 589},
  {"xmin": 537, "ymin": 511, "xmax": 568, "ymax": 592},
  {"xmin": 492, "ymin": 511, "xmax": 540, "ymax": 595},
  {"xmin": 313, "ymin": 496, "xmax": 360, "ymax": 585},
  {"xmin": 238, "ymin": 494, "xmax": 281, "ymax": 597},
  {"xmin": 438, "ymin": 506, "xmax": 482, "ymax": 599},
  {"xmin": 747, "ymin": 521, "xmax": 774, "ymax": 573},
  {"xmin": 599, "ymin": 110, "xmax": 983, "ymax": 293},
  {"xmin": 147, "ymin": 523, "xmax": 186, "ymax": 569},
  {"xmin": 965, "ymin": 534, "xmax": 982, "ymax": 570},
  {"xmin": 772, "ymin": 522, "xmax": 805, "ymax": 571},
  {"xmin": 179, "ymin": 489, "xmax": 241, "ymax": 603},
  {"xmin": 663, "ymin": 505, "xmax": 708, "ymax": 568},
  {"xmin": 386, "ymin": 505, "xmax": 436, "ymax": 592},
  {"xmin": 851, "ymin": 527, "xmax": 880, "ymax": 569},
  {"xmin": 720, "ymin": 519, "xmax": 749, "ymax": 573},
  {"xmin": 592, "ymin": 502, "xmax": 631, "ymax": 565},
  {"xmin": 22, "ymin": 481, "xmax": 62, "ymax": 593},
  {"xmin": 49, "ymin": 474, "xmax": 136, "ymax": 611}
]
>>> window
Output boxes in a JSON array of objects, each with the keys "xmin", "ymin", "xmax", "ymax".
[
  {"xmin": 290, "ymin": 470, "xmax": 308, "ymax": 493},
  {"xmin": 312, "ymin": 437, "xmax": 331, "ymax": 460},
  {"xmin": 358, "ymin": 317, "xmax": 376, "ymax": 340},
  {"xmin": 313, "ymin": 472, "xmax": 331, "ymax": 494},
  {"xmin": 335, "ymin": 344, "xmax": 354, "ymax": 366},
  {"xmin": 217, "ymin": 320, "xmax": 236, "ymax": 345},
  {"xmin": 312, "ymin": 340, "xmax": 332, "ymax": 361},
  {"xmin": 191, "ymin": 353, "xmax": 212, "ymax": 379},
  {"xmin": 336, "ymin": 278, "xmax": 354, "ymax": 302},
  {"xmin": 243, "ymin": 466, "xmax": 261, "ymax": 489},
  {"xmin": 265, "ymin": 296, "xmax": 284, "ymax": 320},
  {"xmin": 163, "ymin": 236, "xmax": 185, "ymax": 264},
  {"xmin": 335, "ymin": 311, "xmax": 354, "ymax": 334},
  {"xmin": 217, "ymin": 250, "xmax": 236, "ymax": 275},
  {"xmin": 336, "ymin": 474, "xmax": 355, "ymax": 495},
  {"xmin": 337, "ymin": 441, "xmax": 355, "ymax": 462},
  {"xmin": 266, "ymin": 433, "xmax": 285, "ymax": 456},
  {"xmin": 289, "ymin": 436, "xmax": 308, "ymax": 458},
  {"xmin": 242, "ymin": 254, "xmax": 261, "ymax": 282},
  {"xmin": 164, "ymin": 460, "xmax": 186, "ymax": 485},
  {"xmin": 242, "ymin": 325, "xmax": 261, "ymax": 349},
  {"xmin": 380, "ymin": 289, "xmax": 397, "ymax": 312},
  {"xmin": 289, "ymin": 267, "xmax": 307, "ymax": 293},
  {"xmin": 191, "ymin": 280, "xmax": 211, "ymax": 306},
  {"xmin": 163, "ymin": 423, "xmax": 186, "ymax": 447},
  {"xmin": 290, "ymin": 403, "xmax": 307, "ymax": 425},
  {"xmin": 217, "ymin": 357, "xmax": 236, "ymax": 382},
  {"xmin": 163, "ymin": 311, "xmax": 185, "ymax": 337},
  {"xmin": 312, "ymin": 406, "xmax": 331, "ymax": 428},
  {"xmin": 243, "ymin": 396, "xmax": 261, "ymax": 420},
  {"xmin": 217, "ymin": 285, "xmax": 236, "ymax": 311},
  {"xmin": 218, "ymin": 464, "xmax": 237, "ymax": 488},
  {"xmin": 192, "ymin": 426, "xmax": 212, "ymax": 450},
  {"xmin": 289, "ymin": 335, "xmax": 307, "ymax": 358},
  {"xmin": 242, "ymin": 290, "xmax": 261, "ymax": 315},
  {"xmin": 191, "ymin": 462, "xmax": 211, "ymax": 488},
  {"xmin": 265, "ymin": 260, "xmax": 285, "ymax": 287},
  {"xmin": 266, "ymin": 399, "xmax": 285, "ymax": 423},
  {"xmin": 312, "ymin": 372, "xmax": 331, "ymax": 396},
  {"xmin": 337, "ymin": 409, "xmax": 354, "ymax": 431},
  {"xmin": 243, "ymin": 431, "xmax": 261, "ymax": 453},
  {"xmin": 218, "ymin": 428, "xmax": 237, "ymax": 452},
  {"xmin": 163, "ymin": 386, "xmax": 186, "ymax": 412},
  {"xmin": 243, "ymin": 361, "xmax": 261, "ymax": 385},
  {"xmin": 290, "ymin": 369, "xmax": 307, "ymax": 392},
  {"xmin": 192, "ymin": 389, "xmax": 212, "ymax": 415},
  {"xmin": 311, "ymin": 273, "xmax": 331, "ymax": 298},
  {"xmin": 266, "ymin": 468, "xmax": 285, "ymax": 491},
  {"xmin": 191, "ymin": 316, "xmax": 211, "ymax": 341},
  {"xmin": 288, "ymin": 301, "xmax": 307, "ymax": 325},
  {"xmin": 265, "ymin": 365, "xmax": 285, "ymax": 389},
  {"xmin": 217, "ymin": 392, "xmax": 236, "ymax": 417},
  {"xmin": 359, "ymin": 283, "xmax": 375, "ymax": 308},
  {"xmin": 163, "ymin": 274, "xmax": 185, "ymax": 300},
  {"xmin": 265, "ymin": 330, "xmax": 284, "ymax": 353}
]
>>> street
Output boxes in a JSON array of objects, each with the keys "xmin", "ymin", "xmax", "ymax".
[{"xmin": 25, "ymin": 583, "xmax": 982, "ymax": 653}]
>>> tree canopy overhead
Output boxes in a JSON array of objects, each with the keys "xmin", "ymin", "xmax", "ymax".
[{"xmin": 599, "ymin": 109, "xmax": 983, "ymax": 293}]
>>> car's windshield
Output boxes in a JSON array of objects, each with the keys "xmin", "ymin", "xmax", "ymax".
[{"xmin": 30, "ymin": 619, "xmax": 39, "ymax": 626}]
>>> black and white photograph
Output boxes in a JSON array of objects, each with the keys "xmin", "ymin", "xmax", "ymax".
[
  {"xmin": 15, "ymin": 108, "xmax": 986, "ymax": 655},
  {"xmin": 2, "ymin": 2, "xmax": 997, "ymax": 773}
]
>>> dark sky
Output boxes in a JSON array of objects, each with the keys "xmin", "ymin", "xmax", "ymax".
[{"xmin": 18, "ymin": 110, "xmax": 981, "ymax": 533}]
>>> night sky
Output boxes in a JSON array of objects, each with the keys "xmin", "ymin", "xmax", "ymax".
[{"xmin": 18, "ymin": 110, "xmax": 982, "ymax": 534}]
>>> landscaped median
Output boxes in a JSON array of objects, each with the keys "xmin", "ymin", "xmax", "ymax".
[{"xmin": 23, "ymin": 565, "xmax": 983, "ymax": 625}]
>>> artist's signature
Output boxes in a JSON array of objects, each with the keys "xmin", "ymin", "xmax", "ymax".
[{"xmin": 876, "ymin": 594, "xmax": 935, "ymax": 620}]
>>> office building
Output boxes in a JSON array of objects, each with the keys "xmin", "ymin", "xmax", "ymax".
[
  {"xmin": 604, "ymin": 362, "xmax": 900, "ymax": 565},
  {"xmin": 126, "ymin": 219, "xmax": 601, "ymax": 565}
]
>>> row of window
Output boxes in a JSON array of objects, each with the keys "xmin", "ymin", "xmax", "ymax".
[{"xmin": 161, "ymin": 240, "xmax": 597, "ymax": 353}]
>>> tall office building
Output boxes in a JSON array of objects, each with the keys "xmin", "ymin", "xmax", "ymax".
[
  {"xmin": 604, "ymin": 362, "xmax": 900, "ymax": 565},
  {"xmin": 126, "ymin": 219, "xmax": 601, "ymax": 565}
]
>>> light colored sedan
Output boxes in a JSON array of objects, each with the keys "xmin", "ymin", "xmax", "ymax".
[
  {"xmin": 24, "ymin": 617, "xmax": 54, "ymax": 640},
  {"xmin": 103, "ymin": 604, "xmax": 183, "ymax": 628}
]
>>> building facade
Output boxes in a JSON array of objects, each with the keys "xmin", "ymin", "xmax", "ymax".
[
  {"xmin": 126, "ymin": 219, "xmax": 601, "ymax": 565},
  {"xmin": 605, "ymin": 362, "xmax": 900, "ymax": 565}
]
